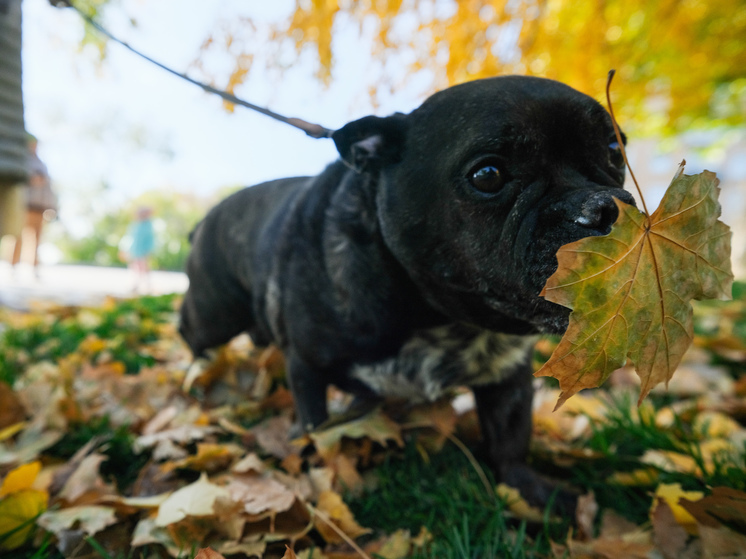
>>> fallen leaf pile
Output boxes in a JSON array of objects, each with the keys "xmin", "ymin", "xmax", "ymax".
[
  {"xmin": 0, "ymin": 282, "xmax": 745, "ymax": 557},
  {"xmin": 538, "ymin": 163, "xmax": 734, "ymax": 409}
]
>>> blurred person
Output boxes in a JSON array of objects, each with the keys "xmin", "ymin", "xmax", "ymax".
[
  {"xmin": 120, "ymin": 206, "xmax": 156, "ymax": 293},
  {"xmin": 0, "ymin": 178, "xmax": 24, "ymax": 263},
  {"xmin": 11, "ymin": 135, "xmax": 57, "ymax": 271}
]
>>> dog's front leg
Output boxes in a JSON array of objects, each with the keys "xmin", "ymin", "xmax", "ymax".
[
  {"xmin": 286, "ymin": 351, "xmax": 330, "ymax": 434},
  {"xmin": 474, "ymin": 359, "xmax": 576, "ymax": 514},
  {"xmin": 473, "ymin": 361, "xmax": 533, "ymax": 479}
]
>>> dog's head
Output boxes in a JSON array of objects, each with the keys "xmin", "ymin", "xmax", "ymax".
[{"xmin": 333, "ymin": 76, "xmax": 635, "ymax": 335}]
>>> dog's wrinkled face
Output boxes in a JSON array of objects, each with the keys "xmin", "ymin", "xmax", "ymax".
[{"xmin": 333, "ymin": 76, "xmax": 636, "ymax": 335}]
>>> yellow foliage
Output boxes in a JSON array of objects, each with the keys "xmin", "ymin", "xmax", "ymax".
[{"xmin": 207, "ymin": 0, "xmax": 746, "ymax": 135}]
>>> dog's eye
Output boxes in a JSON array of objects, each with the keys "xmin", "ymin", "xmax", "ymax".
[
  {"xmin": 608, "ymin": 141, "xmax": 624, "ymax": 168},
  {"xmin": 469, "ymin": 165, "xmax": 503, "ymax": 193}
]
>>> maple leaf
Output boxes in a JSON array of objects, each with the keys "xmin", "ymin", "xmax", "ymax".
[{"xmin": 537, "ymin": 163, "xmax": 733, "ymax": 408}]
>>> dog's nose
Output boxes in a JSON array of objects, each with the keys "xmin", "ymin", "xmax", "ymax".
[{"xmin": 574, "ymin": 192, "xmax": 620, "ymax": 232}]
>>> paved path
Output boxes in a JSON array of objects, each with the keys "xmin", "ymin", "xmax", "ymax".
[{"xmin": 0, "ymin": 262, "xmax": 188, "ymax": 310}]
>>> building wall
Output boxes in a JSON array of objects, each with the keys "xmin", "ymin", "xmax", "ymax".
[{"xmin": 0, "ymin": 0, "xmax": 27, "ymax": 185}]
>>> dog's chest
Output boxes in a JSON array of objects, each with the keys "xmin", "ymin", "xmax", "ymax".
[{"xmin": 351, "ymin": 325, "xmax": 537, "ymax": 402}]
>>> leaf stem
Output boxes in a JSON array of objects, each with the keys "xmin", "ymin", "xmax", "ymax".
[
  {"xmin": 605, "ymin": 70, "xmax": 651, "ymax": 224},
  {"xmin": 306, "ymin": 502, "xmax": 373, "ymax": 559},
  {"xmin": 444, "ymin": 431, "xmax": 497, "ymax": 502}
]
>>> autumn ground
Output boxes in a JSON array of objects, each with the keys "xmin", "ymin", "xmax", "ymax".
[{"xmin": 0, "ymin": 282, "xmax": 745, "ymax": 558}]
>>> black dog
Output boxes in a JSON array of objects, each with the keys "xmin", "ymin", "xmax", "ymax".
[{"xmin": 180, "ymin": 76, "xmax": 634, "ymax": 506}]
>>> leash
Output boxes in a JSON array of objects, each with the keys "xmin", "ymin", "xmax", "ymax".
[{"xmin": 49, "ymin": 0, "xmax": 335, "ymax": 139}]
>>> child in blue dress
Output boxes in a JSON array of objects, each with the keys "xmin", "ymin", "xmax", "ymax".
[{"xmin": 121, "ymin": 206, "xmax": 155, "ymax": 293}]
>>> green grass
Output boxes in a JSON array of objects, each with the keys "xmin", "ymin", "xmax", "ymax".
[
  {"xmin": 0, "ymin": 294, "xmax": 180, "ymax": 384},
  {"xmin": 2, "ymin": 534, "xmax": 64, "ymax": 559},
  {"xmin": 349, "ymin": 383, "xmax": 746, "ymax": 555},
  {"xmin": 562, "ymin": 393, "xmax": 746, "ymax": 526},
  {"xmin": 4, "ymin": 534, "xmax": 167, "ymax": 559},
  {"xmin": 349, "ymin": 442, "xmax": 568, "ymax": 558}
]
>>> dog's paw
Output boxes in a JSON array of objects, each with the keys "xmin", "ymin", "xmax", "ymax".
[{"xmin": 502, "ymin": 462, "xmax": 578, "ymax": 518}]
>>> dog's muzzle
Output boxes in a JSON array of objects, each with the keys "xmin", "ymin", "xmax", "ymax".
[{"xmin": 572, "ymin": 190, "xmax": 635, "ymax": 234}]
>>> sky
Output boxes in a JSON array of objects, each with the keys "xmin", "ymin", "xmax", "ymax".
[{"xmin": 21, "ymin": 0, "xmax": 429, "ymax": 233}]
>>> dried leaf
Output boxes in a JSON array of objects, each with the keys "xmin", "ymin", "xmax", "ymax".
[
  {"xmin": 171, "ymin": 442, "xmax": 245, "ymax": 472},
  {"xmin": 538, "ymin": 165, "xmax": 733, "ymax": 407},
  {"xmin": 651, "ymin": 483, "xmax": 704, "ymax": 535},
  {"xmin": 366, "ymin": 529, "xmax": 412, "ymax": 559},
  {"xmin": 155, "ymin": 472, "xmax": 230, "ymax": 527},
  {"xmin": 194, "ymin": 548, "xmax": 226, "ymax": 559},
  {"xmin": 332, "ymin": 455, "xmax": 364, "ymax": 497},
  {"xmin": 308, "ymin": 467, "xmax": 335, "ymax": 499},
  {"xmin": 216, "ymin": 539, "xmax": 267, "ymax": 557},
  {"xmin": 599, "ymin": 509, "xmax": 641, "ymax": 538},
  {"xmin": 651, "ymin": 499, "xmax": 690, "ymax": 558},
  {"xmin": 590, "ymin": 536, "xmax": 655, "ymax": 559},
  {"xmin": 496, "ymin": 484, "xmax": 547, "ymax": 524},
  {"xmin": 253, "ymin": 415, "xmax": 297, "ymax": 459},
  {"xmin": 576, "ymin": 492, "xmax": 598, "ymax": 540},
  {"xmin": 0, "ymin": 427, "xmax": 63, "ymax": 467},
  {"xmin": 533, "ymin": 389, "xmax": 607, "ymax": 442},
  {"xmin": 698, "ymin": 524, "xmax": 746, "ymax": 558},
  {"xmin": 679, "ymin": 486, "xmax": 746, "ymax": 529},
  {"xmin": 225, "ymin": 475, "xmax": 296, "ymax": 515},
  {"xmin": 310, "ymin": 410, "xmax": 403, "ymax": 462},
  {"xmin": 641, "ymin": 450, "xmax": 701, "ymax": 476},
  {"xmin": 314, "ymin": 490, "xmax": 371, "ymax": 544},
  {"xmin": 693, "ymin": 411, "xmax": 743, "ymax": 438},
  {"xmin": 142, "ymin": 405, "xmax": 180, "ymax": 435},
  {"xmin": 134, "ymin": 425, "xmax": 221, "ymax": 453},
  {"xmin": 0, "ymin": 422, "xmax": 26, "ymax": 442},
  {"xmin": 606, "ymin": 467, "xmax": 659, "ymax": 487},
  {"xmin": 232, "ymin": 452, "xmax": 267, "ymax": 475},
  {"xmin": 280, "ymin": 453, "xmax": 303, "ymax": 476},
  {"xmin": 58, "ymin": 453, "xmax": 116, "ymax": 504},
  {"xmin": 37, "ymin": 505, "xmax": 117, "ymax": 538},
  {"xmin": 131, "ymin": 515, "xmax": 194, "ymax": 557},
  {"xmin": 297, "ymin": 548, "xmax": 329, "ymax": 559},
  {"xmin": 0, "ymin": 382, "xmax": 26, "ymax": 430}
]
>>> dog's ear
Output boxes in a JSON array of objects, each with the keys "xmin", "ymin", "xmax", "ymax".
[{"xmin": 332, "ymin": 113, "xmax": 408, "ymax": 173}]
